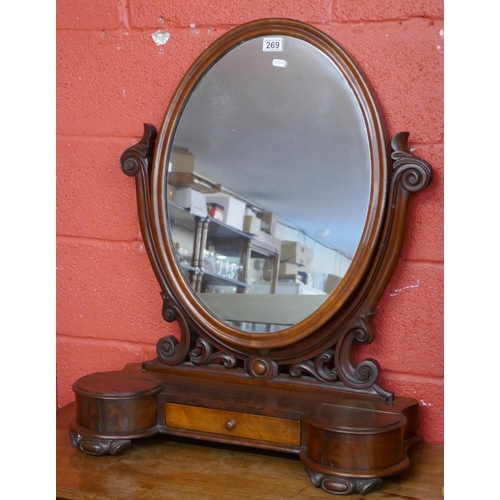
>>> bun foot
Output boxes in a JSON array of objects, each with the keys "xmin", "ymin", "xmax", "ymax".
[
  {"xmin": 306, "ymin": 468, "xmax": 382, "ymax": 495},
  {"xmin": 69, "ymin": 430, "xmax": 131, "ymax": 456}
]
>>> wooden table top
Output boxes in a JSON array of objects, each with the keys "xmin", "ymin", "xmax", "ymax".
[{"xmin": 57, "ymin": 403, "xmax": 444, "ymax": 499}]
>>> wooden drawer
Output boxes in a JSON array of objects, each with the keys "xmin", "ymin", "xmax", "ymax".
[{"xmin": 165, "ymin": 403, "xmax": 301, "ymax": 445}]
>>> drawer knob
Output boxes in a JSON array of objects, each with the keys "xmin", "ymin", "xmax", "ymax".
[{"xmin": 225, "ymin": 419, "xmax": 236, "ymax": 430}]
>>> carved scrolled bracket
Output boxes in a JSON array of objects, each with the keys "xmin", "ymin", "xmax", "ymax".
[
  {"xmin": 69, "ymin": 430, "xmax": 131, "ymax": 456},
  {"xmin": 335, "ymin": 312, "xmax": 393, "ymax": 401},
  {"xmin": 366, "ymin": 133, "xmax": 433, "ymax": 302},
  {"xmin": 156, "ymin": 292, "xmax": 192, "ymax": 366},
  {"xmin": 306, "ymin": 468, "xmax": 382, "ymax": 496},
  {"xmin": 189, "ymin": 337, "xmax": 238, "ymax": 368},
  {"xmin": 391, "ymin": 132, "xmax": 433, "ymax": 193},
  {"xmin": 244, "ymin": 356, "xmax": 278, "ymax": 381},
  {"xmin": 289, "ymin": 349, "xmax": 338, "ymax": 382},
  {"xmin": 320, "ymin": 132, "xmax": 433, "ymax": 402},
  {"xmin": 120, "ymin": 124, "xmax": 174, "ymax": 311},
  {"xmin": 120, "ymin": 123, "xmax": 157, "ymax": 178}
]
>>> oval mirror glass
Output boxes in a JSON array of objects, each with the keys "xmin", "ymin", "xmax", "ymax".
[{"xmin": 163, "ymin": 27, "xmax": 383, "ymax": 339}]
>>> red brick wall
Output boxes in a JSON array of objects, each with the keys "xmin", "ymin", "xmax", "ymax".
[{"xmin": 56, "ymin": 1, "xmax": 444, "ymax": 444}]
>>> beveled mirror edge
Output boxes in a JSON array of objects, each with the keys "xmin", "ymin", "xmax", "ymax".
[{"xmin": 150, "ymin": 18, "xmax": 389, "ymax": 351}]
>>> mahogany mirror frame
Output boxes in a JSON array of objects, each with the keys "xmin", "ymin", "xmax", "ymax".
[
  {"xmin": 151, "ymin": 18, "xmax": 387, "ymax": 353},
  {"xmin": 122, "ymin": 18, "xmax": 432, "ymax": 385}
]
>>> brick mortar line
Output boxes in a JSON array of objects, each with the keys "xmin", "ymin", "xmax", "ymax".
[
  {"xmin": 381, "ymin": 370, "xmax": 443, "ymax": 384},
  {"xmin": 56, "ymin": 333, "xmax": 159, "ymax": 351},
  {"xmin": 56, "ymin": 134, "xmax": 142, "ymax": 142},
  {"xmin": 399, "ymin": 259, "xmax": 444, "ymax": 267},
  {"xmin": 56, "ymin": 235, "xmax": 144, "ymax": 249},
  {"xmin": 55, "ymin": 17, "xmax": 444, "ymax": 35}
]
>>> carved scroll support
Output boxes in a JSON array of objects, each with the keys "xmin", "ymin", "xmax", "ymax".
[
  {"xmin": 315, "ymin": 132, "xmax": 433, "ymax": 400},
  {"xmin": 370, "ymin": 131, "xmax": 433, "ymax": 302},
  {"xmin": 289, "ymin": 349, "xmax": 337, "ymax": 382},
  {"xmin": 120, "ymin": 124, "xmax": 169, "ymax": 291},
  {"xmin": 153, "ymin": 292, "xmax": 194, "ymax": 366},
  {"xmin": 334, "ymin": 311, "xmax": 392, "ymax": 401},
  {"xmin": 189, "ymin": 337, "xmax": 238, "ymax": 368},
  {"xmin": 121, "ymin": 125, "xmax": 197, "ymax": 367}
]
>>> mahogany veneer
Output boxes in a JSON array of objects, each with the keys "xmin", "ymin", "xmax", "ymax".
[
  {"xmin": 60, "ymin": 403, "xmax": 445, "ymax": 500},
  {"xmin": 69, "ymin": 363, "xmax": 422, "ymax": 495}
]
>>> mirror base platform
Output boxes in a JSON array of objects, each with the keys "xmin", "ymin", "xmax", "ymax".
[{"xmin": 69, "ymin": 364, "xmax": 421, "ymax": 496}]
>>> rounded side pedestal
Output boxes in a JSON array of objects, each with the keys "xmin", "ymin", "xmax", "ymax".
[
  {"xmin": 69, "ymin": 370, "xmax": 163, "ymax": 455},
  {"xmin": 301, "ymin": 404, "xmax": 410, "ymax": 495}
]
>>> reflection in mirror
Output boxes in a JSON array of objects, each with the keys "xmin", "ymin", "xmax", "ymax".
[{"xmin": 167, "ymin": 35, "xmax": 371, "ymax": 333}]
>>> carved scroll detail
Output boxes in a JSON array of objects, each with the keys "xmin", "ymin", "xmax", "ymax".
[
  {"xmin": 334, "ymin": 312, "xmax": 393, "ymax": 401},
  {"xmin": 189, "ymin": 337, "xmax": 237, "ymax": 368},
  {"xmin": 120, "ymin": 123, "xmax": 157, "ymax": 178},
  {"xmin": 289, "ymin": 349, "xmax": 338, "ymax": 382},
  {"xmin": 391, "ymin": 132, "xmax": 433, "ymax": 192},
  {"xmin": 155, "ymin": 292, "xmax": 192, "ymax": 365},
  {"xmin": 306, "ymin": 468, "xmax": 382, "ymax": 495},
  {"xmin": 69, "ymin": 431, "xmax": 131, "ymax": 456}
]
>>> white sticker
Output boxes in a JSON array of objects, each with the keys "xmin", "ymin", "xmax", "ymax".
[
  {"xmin": 272, "ymin": 59, "xmax": 287, "ymax": 68},
  {"xmin": 263, "ymin": 37, "xmax": 283, "ymax": 52}
]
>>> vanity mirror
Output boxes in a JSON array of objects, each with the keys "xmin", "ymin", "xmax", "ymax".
[
  {"xmin": 166, "ymin": 31, "xmax": 374, "ymax": 336},
  {"xmin": 69, "ymin": 18, "xmax": 433, "ymax": 496}
]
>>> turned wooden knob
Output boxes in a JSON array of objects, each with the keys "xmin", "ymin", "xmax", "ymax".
[{"xmin": 225, "ymin": 419, "xmax": 236, "ymax": 430}]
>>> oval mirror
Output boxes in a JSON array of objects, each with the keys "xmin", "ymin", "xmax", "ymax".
[{"xmin": 153, "ymin": 19, "xmax": 387, "ymax": 349}]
